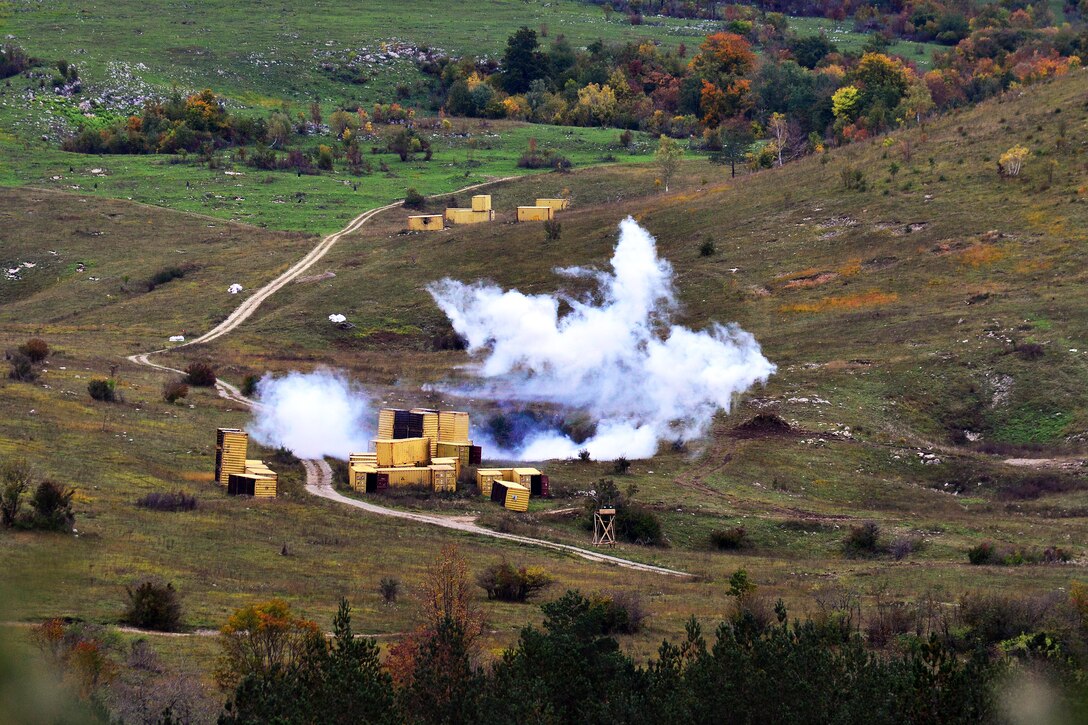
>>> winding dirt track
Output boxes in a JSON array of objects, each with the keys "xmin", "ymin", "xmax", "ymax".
[{"xmin": 127, "ymin": 180, "xmax": 688, "ymax": 578}]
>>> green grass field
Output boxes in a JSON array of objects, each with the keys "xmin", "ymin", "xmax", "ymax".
[{"xmin": 788, "ymin": 16, "xmax": 946, "ymax": 70}]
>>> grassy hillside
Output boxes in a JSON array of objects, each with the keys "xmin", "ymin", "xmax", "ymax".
[{"xmin": 2, "ymin": 60, "xmax": 1088, "ymax": 715}]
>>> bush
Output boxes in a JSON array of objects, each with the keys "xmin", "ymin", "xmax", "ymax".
[
  {"xmin": 700, "ymin": 238, "xmax": 716, "ymax": 257},
  {"xmin": 612, "ymin": 456, "xmax": 631, "ymax": 475},
  {"xmin": 136, "ymin": 491, "xmax": 197, "ymax": 512},
  {"xmin": 162, "ymin": 379, "xmax": 189, "ymax": 403},
  {"xmin": 710, "ymin": 527, "xmax": 749, "ymax": 550},
  {"xmin": 968, "ymin": 541, "xmax": 998, "ymax": 565},
  {"xmin": 891, "ymin": 536, "xmax": 922, "ymax": 561},
  {"xmin": 8, "ymin": 352, "xmax": 37, "ymax": 382},
  {"xmin": 1, "ymin": 459, "xmax": 33, "ymax": 528},
  {"xmin": 616, "ymin": 505, "xmax": 664, "ymax": 546},
  {"xmin": 403, "ymin": 187, "xmax": 426, "ymax": 210},
  {"xmin": 379, "ymin": 577, "xmax": 400, "ymax": 604},
  {"xmin": 578, "ymin": 449, "xmax": 591, "ymax": 462},
  {"xmin": 30, "ymin": 480, "xmax": 75, "ymax": 531},
  {"xmin": 18, "ymin": 338, "xmax": 49, "ymax": 363},
  {"xmin": 87, "ymin": 378, "xmax": 116, "ymax": 402},
  {"xmin": 184, "ymin": 362, "xmax": 216, "ymax": 387},
  {"xmin": 477, "ymin": 561, "xmax": 553, "ymax": 602},
  {"xmin": 841, "ymin": 166, "xmax": 867, "ymax": 191},
  {"xmin": 543, "ymin": 218, "xmax": 561, "ymax": 241},
  {"xmin": 593, "ymin": 591, "xmax": 646, "ymax": 634},
  {"xmin": 241, "ymin": 374, "xmax": 260, "ymax": 397},
  {"xmin": 1014, "ymin": 342, "xmax": 1044, "ymax": 360},
  {"xmin": 124, "ymin": 580, "xmax": 183, "ymax": 631},
  {"xmin": 843, "ymin": 522, "xmax": 884, "ymax": 557}
]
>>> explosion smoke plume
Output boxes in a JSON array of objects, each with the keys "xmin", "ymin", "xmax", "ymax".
[
  {"xmin": 248, "ymin": 369, "xmax": 372, "ymax": 459},
  {"xmin": 427, "ymin": 218, "xmax": 775, "ymax": 460}
]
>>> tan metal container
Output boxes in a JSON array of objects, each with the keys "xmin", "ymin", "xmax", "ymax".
[
  {"xmin": 535, "ymin": 198, "xmax": 569, "ymax": 211},
  {"xmin": 407, "ymin": 214, "xmax": 444, "ymax": 231},
  {"xmin": 430, "ymin": 464, "xmax": 457, "ymax": 492},
  {"xmin": 216, "ymin": 428, "xmax": 249, "ymax": 486},
  {"xmin": 377, "ymin": 409, "xmax": 396, "ymax": 440},
  {"xmin": 377, "ymin": 466, "xmax": 432, "ymax": 487},
  {"xmin": 437, "ymin": 411, "xmax": 470, "ymax": 443},
  {"xmin": 471, "ymin": 194, "xmax": 492, "ymax": 212},
  {"xmin": 374, "ymin": 438, "xmax": 430, "ymax": 468},
  {"xmin": 516, "ymin": 206, "xmax": 554, "ymax": 222}
]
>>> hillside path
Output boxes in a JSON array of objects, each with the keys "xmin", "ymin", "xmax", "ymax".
[{"xmin": 126, "ymin": 180, "xmax": 688, "ymax": 578}]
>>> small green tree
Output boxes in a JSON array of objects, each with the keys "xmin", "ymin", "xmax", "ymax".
[
  {"xmin": 0, "ymin": 459, "xmax": 33, "ymax": 527},
  {"xmin": 124, "ymin": 580, "xmax": 183, "ymax": 631},
  {"xmin": 654, "ymin": 134, "xmax": 683, "ymax": 192},
  {"xmin": 30, "ymin": 480, "xmax": 75, "ymax": 531}
]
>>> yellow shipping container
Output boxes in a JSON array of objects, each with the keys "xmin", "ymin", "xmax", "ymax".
[
  {"xmin": 227, "ymin": 472, "xmax": 276, "ymax": 498},
  {"xmin": 437, "ymin": 411, "xmax": 470, "ymax": 443},
  {"xmin": 216, "ymin": 428, "xmax": 248, "ymax": 486},
  {"xmin": 349, "ymin": 463, "xmax": 377, "ymax": 490},
  {"xmin": 374, "ymin": 437, "xmax": 430, "ymax": 467},
  {"xmin": 446, "ymin": 208, "xmax": 494, "ymax": 224},
  {"xmin": 516, "ymin": 206, "xmax": 554, "ymax": 222},
  {"xmin": 377, "ymin": 466, "xmax": 432, "ymax": 487},
  {"xmin": 407, "ymin": 214, "xmax": 444, "ymax": 231},
  {"xmin": 476, "ymin": 468, "xmax": 503, "ymax": 497},
  {"xmin": 377, "ymin": 409, "xmax": 395, "ymax": 439},
  {"xmin": 430, "ymin": 464, "xmax": 457, "ymax": 492},
  {"xmin": 411, "ymin": 409, "xmax": 440, "ymax": 458},
  {"xmin": 471, "ymin": 194, "xmax": 492, "ymax": 212},
  {"xmin": 431, "ymin": 456, "xmax": 460, "ymax": 479},
  {"xmin": 535, "ymin": 198, "xmax": 569, "ymax": 211},
  {"xmin": 491, "ymin": 480, "xmax": 530, "ymax": 512},
  {"xmin": 510, "ymin": 467, "xmax": 541, "ymax": 488}
]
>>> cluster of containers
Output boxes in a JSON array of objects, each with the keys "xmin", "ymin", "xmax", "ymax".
[
  {"xmin": 407, "ymin": 195, "xmax": 569, "ymax": 231},
  {"xmin": 475, "ymin": 467, "xmax": 549, "ymax": 513},
  {"xmin": 215, "ymin": 428, "xmax": 278, "ymax": 498},
  {"xmin": 347, "ymin": 409, "xmax": 480, "ymax": 494},
  {"xmin": 345, "ymin": 408, "xmax": 549, "ymax": 512}
]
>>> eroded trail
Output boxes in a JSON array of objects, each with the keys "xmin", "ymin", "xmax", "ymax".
[{"xmin": 127, "ymin": 181, "xmax": 688, "ymax": 578}]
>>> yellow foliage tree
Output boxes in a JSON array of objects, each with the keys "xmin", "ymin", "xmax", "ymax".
[
  {"xmin": 215, "ymin": 599, "xmax": 320, "ymax": 688},
  {"xmin": 999, "ymin": 145, "xmax": 1030, "ymax": 177}
]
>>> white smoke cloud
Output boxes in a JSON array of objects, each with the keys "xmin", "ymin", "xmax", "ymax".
[
  {"xmin": 427, "ymin": 217, "xmax": 776, "ymax": 460},
  {"xmin": 247, "ymin": 369, "xmax": 372, "ymax": 459}
]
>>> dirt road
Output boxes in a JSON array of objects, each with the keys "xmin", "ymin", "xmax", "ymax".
[{"xmin": 127, "ymin": 180, "xmax": 688, "ymax": 578}]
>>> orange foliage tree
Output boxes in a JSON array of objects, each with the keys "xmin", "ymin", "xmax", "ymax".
[
  {"xmin": 215, "ymin": 599, "xmax": 321, "ymax": 688},
  {"xmin": 690, "ymin": 32, "xmax": 755, "ymax": 85},
  {"xmin": 385, "ymin": 544, "xmax": 485, "ymax": 687}
]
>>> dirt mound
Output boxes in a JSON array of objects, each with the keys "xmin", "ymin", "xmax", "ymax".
[{"xmin": 732, "ymin": 413, "xmax": 795, "ymax": 438}]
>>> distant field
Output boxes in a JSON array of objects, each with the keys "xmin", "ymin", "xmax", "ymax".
[
  {"xmin": 1, "ymin": 0, "xmax": 712, "ymax": 108},
  {"xmin": 789, "ymin": 16, "xmax": 945, "ymax": 70},
  {"xmin": 0, "ymin": 68, "xmax": 656, "ymax": 232}
]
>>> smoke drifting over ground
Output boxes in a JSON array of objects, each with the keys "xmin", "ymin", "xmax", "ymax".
[
  {"xmin": 427, "ymin": 217, "xmax": 776, "ymax": 460},
  {"xmin": 248, "ymin": 369, "xmax": 372, "ymax": 460}
]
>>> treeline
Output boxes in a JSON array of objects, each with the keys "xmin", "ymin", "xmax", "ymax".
[
  {"xmin": 218, "ymin": 592, "xmax": 998, "ymax": 724},
  {"xmin": 413, "ymin": 2, "xmax": 1085, "ymax": 161}
]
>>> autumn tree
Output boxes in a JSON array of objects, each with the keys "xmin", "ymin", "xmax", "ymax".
[
  {"xmin": 654, "ymin": 134, "xmax": 683, "ymax": 192},
  {"xmin": 385, "ymin": 544, "xmax": 484, "ymax": 689},
  {"xmin": 215, "ymin": 599, "xmax": 321, "ymax": 689},
  {"xmin": 689, "ymin": 32, "xmax": 756, "ymax": 87}
]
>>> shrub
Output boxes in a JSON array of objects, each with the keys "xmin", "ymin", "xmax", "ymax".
[
  {"xmin": 87, "ymin": 378, "xmax": 116, "ymax": 402},
  {"xmin": 162, "ymin": 379, "xmax": 189, "ymax": 403},
  {"xmin": 241, "ymin": 374, "xmax": 260, "ymax": 397},
  {"xmin": 543, "ymin": 219, "xmax": 561, "ymax": 241},
  {"xmin": 841, "ymin": 166, "xmax": 867, "ymax": 191},
  {"xmin": 184, "ymin": 362, "xmax": 216, "ymax": 387},
  {"xmin": 124, "ymin": 580, "xmax": 183, "ymax": 631},
  {"xmin": 18, "ymin": 338, "xmax": 49, "ymax": 363},
  {"xmin": 1, "ymin": 459, "xmax": 33, "ymax": 528},
  {"xmin": 1041, "ymin": 547, "xmax": 1071, "ymax": 564},
  {"xmin": 8, "ymin": 352, "xmax": 37, "ymax": 382},
  {"xmin": 710, "ymin": 527, "xmax": 749, "ymax": 550},
  {"xmin": 379, "ymin": 577, "xmax": 400, "ymax": 604},
  {"xmin": 619, "ymin": 129, "xmax": 633, "ymax": 148},
  {"xmin": 403, "ymin": 187, "xmax": 426, "ymax": 209},
  {"xmin": 577, "ymin": 449, "xmax": 591, "ymax": 462},
  {"xmin": 968, "ymin": 541, "xmax": 999, "ymax": 565},
  {"xmin": 136, "ymin": 491, "xmax": 197, "ymax": 512},
  {"xmin": 700, "ymin": 237, "xmax": 716, "ymax": 257},
  {"xmin": 616, "ymin": 505, "xmax": 664, "ymax": 546},
  {"xmin": 1014, "ymin": 342, "xmax": 1044, "ymax": 360},
  {"xmin": 891, "ymin": 536, "xmax": 922, "ymax": 561},
  {"xmin": 30, "ymin": 480, "xmax": 75, "ymax": 531},
  {"xmin": 592, "ymin": 591, "xmax": 646, "ymax": 634},
  {"xmin": 612, "ymin": 456, "xmax": 631, "ymax": 475},
  {"xmin": 843, "ymin": 522, "xmax": 884, "ymax": 557},
  {"xmin": 477, "ymin": 561, "xmax": 553, "ymax": 602}
]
